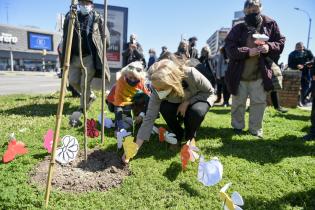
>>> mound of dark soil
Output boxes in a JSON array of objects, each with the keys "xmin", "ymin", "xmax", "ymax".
[{"xmin": 30, "ymin": 149, "xmax": 130, "ymax": 193}]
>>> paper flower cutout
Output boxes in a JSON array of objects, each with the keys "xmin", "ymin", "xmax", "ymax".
[
  {"xmin": 123, "ymin": 136, "xmax": 138, "ymax": 162},
  {"xmin": 117, "ymin": 129, "xmax": 131, "ymax": 149},
  {"xmin": 220, "ymin": 183, "xmax": 244, "ymax": 210},
  {"xmin": 55, "ymin": 135, "xmax": 79, "ymax": 165},
  {"xmin": 87, "ymin": 119, "xmax": 99, "ymax": 138},
  {"xmin": 2, "ymin": 136, "xmax": 28, "ymax": 163},
  {"xmin": 252, "ymin": 33, "xmax": 269, "ymax": 42},
  {"xmin": 197, "ymin": 156, "xmax": 223, "ymax": 186},
  {"xmin": 43, "ymin": 129, "xmax": 59, "ymax": 153},
  {"xmin": 180, "ymin": 144, "xmax": 190, "ymax": 170},
  {"xmin": 180, "ymin": 140, "xmax": 200, "ymax": 170},
  {"xmin": 158, "ymin": 127, "xmax": 178, "ymax": 145},
  {"xmin": 98, "ymin": 113, "xmax": 115, "ymax": 129},
  {"xmin": 187, "ymin": 140, "xmax": 199, "ymax": 162}
]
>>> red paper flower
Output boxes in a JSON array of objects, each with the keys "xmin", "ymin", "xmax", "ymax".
[
  {"xmin": 2, "ymin": 139, "xmax": 28, "ymax": 163},
  {"xmin": 87, "ymin": 119, "xmax": 99, "ymax": 138}
]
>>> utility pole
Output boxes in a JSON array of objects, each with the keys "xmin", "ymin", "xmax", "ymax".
[{"xmin": 294, "ymin": 7, "xmax": 312, "ymax": 49}]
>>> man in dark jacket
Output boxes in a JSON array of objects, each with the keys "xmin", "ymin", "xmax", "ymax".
[
  {"xmin": 188, "ymin": 36, "xmax": 199, "ymax": 59},
  {"xmin": 122, "ymin": 34, "xmax": 145, "ymax": 68},
  {"xmin": 288, "ymin": 42, "xmax": 314, "ymax": 106},
  {"xmin": 61, "ymin": 0, "xmax": 110, "ymax": 126},
  {"xmin": 225, "ymin": 0, "xmax": 285, "ymax": 138},
  {"xmin": 61, "ymin": 0, "xmax": 110, "ymax": 110}
]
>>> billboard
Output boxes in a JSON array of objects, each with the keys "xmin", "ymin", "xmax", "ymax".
[
  {"xmin": 28, "ymin": 32, "xmax": 53, "ymax": 51},
  {"xmin": 94, "ymin": 4, "xmax": 128, "ymax": 71}
]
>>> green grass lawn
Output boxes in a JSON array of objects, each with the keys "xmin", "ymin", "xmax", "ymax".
[{"xmin": 0, "ymin": 92, "xmax": 314, "ymax": 210}]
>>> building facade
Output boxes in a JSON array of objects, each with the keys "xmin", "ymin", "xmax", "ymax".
[
  {"xmin": 0, "ymin": 24, "xmax": 61, "ymax": 71},
  {"xmin": 206, "ymin": 27, "xmax": 230, "ymax": 55}
]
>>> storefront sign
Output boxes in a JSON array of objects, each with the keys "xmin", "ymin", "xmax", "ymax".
[{"xmin": 0, "ymin": 33, "xmax": 18, "ymax": 44}]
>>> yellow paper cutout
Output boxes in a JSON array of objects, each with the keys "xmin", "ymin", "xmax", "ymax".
[{"xmin": 123, "ymin": 136, "xmax": 138, "ymax": 160}]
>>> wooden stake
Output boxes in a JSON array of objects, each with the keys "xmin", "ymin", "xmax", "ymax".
[
  {"xmin": 44, "ymin": 0, "xmax": 77, "ymax": 207},
  {"xmin": 101, "ymin": 0, "xmax": 109, "ymax": 144}
]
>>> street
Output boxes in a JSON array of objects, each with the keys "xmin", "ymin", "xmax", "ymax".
[
  {"xmin": 0, "ymin": 71, "xmax": 116, "ymax": 95},
  {"xmin": 0, "ymin": 71, "xmax": 60, "ymax": 95}
]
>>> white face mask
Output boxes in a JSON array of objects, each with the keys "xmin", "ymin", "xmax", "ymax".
[
  {"xmin": 79, "ymin": 4, "xmax": 93, "ymax": 15},
  {"xmin": 155, "ymin": 89, "xmax": 172, "ymax": 100}
]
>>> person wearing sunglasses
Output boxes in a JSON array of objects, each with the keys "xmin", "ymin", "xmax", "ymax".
[
  {"xmin": 106, "ymin": 61, "xmax": 150, "ymax": 137},
  {"xmin": 122, "ymin": 58, "xmax": 217, "ymax": 163}
]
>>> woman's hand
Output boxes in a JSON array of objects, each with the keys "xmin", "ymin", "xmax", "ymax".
[{"xmin": 177, "ymin": 101, "xmax": 190, "ymax": 117}]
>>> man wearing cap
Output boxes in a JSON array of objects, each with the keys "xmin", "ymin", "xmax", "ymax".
[
  {"xmin": 225, "ymin": 0, "xmax": 285, "ymax": 138},
  {"xmin": 122, "ymin": 34, "xmax": 145, "ymax": 68},
  {"xmin": 61, "ymin": 0, "xmax": 110, "ymax": 126},
  {"xmin": 188, "ymin": 36, "xmax": 199, "ymax": 59}
]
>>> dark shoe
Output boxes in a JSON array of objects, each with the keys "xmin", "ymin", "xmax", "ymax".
[
  {"xmin": 302, "ymin": 134, "xmax": 315, "ymax": 141},
  {"xmin": 233, "ymin": 128, "xmax": 243, "ymax": 135},
  {"xmin": 276, "ymin": 106, "xmax": 288, "ymax": 113}
]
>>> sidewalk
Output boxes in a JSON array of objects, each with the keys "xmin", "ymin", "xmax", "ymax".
[{"xmin": 0, "ymin": 70, "xmax": 58, "ymax": 77}]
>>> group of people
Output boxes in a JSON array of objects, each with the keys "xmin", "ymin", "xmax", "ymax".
[{"xmin": 60, "ymin": 0, "xmax": 315, "ymax": 164}]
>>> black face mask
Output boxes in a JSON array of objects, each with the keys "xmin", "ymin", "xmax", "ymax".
[
  {"xmin": 190, "ymin": 43, "xmax": 196, "ymax": 47},
  {"xmin": 126, "ymin": 77, "xmax": 139, "ymax": 87},
  {"xmin": 244, "ymin": 13, "xmax": 262, "ymax": 28}
]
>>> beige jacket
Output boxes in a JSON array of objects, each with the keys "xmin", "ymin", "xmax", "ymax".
[{"xmin": 137, "ymin": 67, "xmax": 215, "ymax": 141}]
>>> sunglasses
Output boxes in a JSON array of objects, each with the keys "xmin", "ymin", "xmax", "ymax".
[{"xmin": 128, "ymin": 65, "xmax": 142, "ymax": 72}]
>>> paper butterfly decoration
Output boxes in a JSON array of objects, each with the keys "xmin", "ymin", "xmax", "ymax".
[
  {"xmin": 87, "ymin": 119, "xmax": 99, "ymax": 138},
  {"xmin": 123, "ymin": 136, "xmax": 138, "ymax": 162},
  {"xmin": 197, "ymin": 156, "xmax": 223, "ymax": 186},
  {"xmin": 55, "ymin": 135, "xmax": 79, "ymax": 165},
  {"xmin": 117, "ymin": 129, "xmax": 132, "ymax": 149},
  {"xmin": 180, "ymin": 140, "xmax": 200, "ymax": 170},
  {"xmin": 219, "ymin": 183, "xmax": 244, "ymax": 210},
  {"xmin": 43, "ymin": 129, "xmax": 59, "ymax": 153},
  {"xmin": 2, "ymin": 134, "xmax": 28, "ymax": 163},
  {"xmin": 98, "ymin": 113, "xmax": 115, "ymax": 129},
  {"xmin": 158, "ymin": 127, "xmax": 178, "ymax": 145}
]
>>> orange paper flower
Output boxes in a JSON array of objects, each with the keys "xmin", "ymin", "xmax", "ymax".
[{"xmin": 180, "ymin": 144, "xmax": 190, "ymax": 170}]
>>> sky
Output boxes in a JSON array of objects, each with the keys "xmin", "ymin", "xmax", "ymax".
[{"xmin": 0, "ymin": 0, "xmax": 314, "ymax": 64}]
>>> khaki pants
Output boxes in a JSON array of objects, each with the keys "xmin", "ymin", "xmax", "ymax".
[
  {"xmin": 69, "ymin": 55, "xmax": 96, "ymax": 110},
  {"xmin": 231, "ymin": 79, "xmax": 267, "ymax": 134}
]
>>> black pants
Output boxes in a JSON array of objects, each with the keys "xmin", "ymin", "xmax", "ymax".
[
  {"xmin": 160, "ymin": 101, "xmax": 209, "ymax": 142},
  {"xmin": 270, "ymin": 91, "xmax": 280, "ymax": 109},
  {"xmin": 301, "ymin": 77, "xmax": 311, "ymax": 104},
  {"xmin": 217, "ymin": 77, "xmax": 230, "ymax": 104}
]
